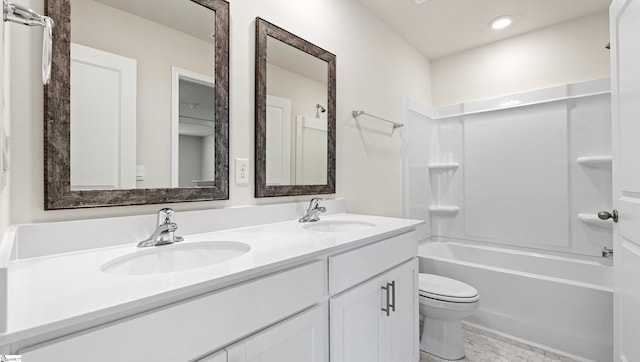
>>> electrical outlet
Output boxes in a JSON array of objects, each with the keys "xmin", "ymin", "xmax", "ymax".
[{"xmin": 235, "ymin": 158, "xmax": 249, "ymax": 185}]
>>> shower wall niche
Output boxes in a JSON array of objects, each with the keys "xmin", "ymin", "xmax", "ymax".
[{"xmin": 402, "ymin": 79, "xmax": 612, "ymax": 257}]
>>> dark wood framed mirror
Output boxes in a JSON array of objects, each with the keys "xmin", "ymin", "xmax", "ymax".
[
  {"xmin": 254, "ymin": 17, "xmax": 336, "ymax": 197},
  {"xmin": 44, "ymin": 0, "xmax": 229, "ymax": 209}
]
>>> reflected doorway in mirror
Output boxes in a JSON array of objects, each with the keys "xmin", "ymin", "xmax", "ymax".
[{"xmin": 171, "ymin": 67, "xmax": 216, "ymax": 188}]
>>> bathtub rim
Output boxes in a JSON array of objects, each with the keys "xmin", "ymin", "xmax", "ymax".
[
  {"xmin": 418, "ymin": 239, "xmax": 614, "ymax": 293},
  {"xmin": 428, "ymin": 236, "xmax": 612, "ymax": 266}
]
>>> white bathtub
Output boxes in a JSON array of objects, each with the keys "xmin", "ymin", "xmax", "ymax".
[{"xmin": 418, "ymin": 240, "xmax": 613, "ymax": 362}]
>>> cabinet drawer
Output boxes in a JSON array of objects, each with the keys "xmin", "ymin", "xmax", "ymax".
[
  {"xmin": 20, "ymin": 261, "xmax": 325, "ymax": 362},
  {"xmin": 329, "ymin": 231, "xmax": 416, "ymax": 295}
]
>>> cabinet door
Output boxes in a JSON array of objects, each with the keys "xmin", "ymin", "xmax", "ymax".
[
  {"xmin": 330, "ymin": 272, "xmax": 386, "ymax": 362},
  {"xmin": 330, "ymin": 258, "xmax": 418, "ymax": 362},
  {"xmin": 226, "ymin": 305, "xmax": 326, "ymax": 362},
  {"xmin": 196, "ymin": 349, "xmax": 227, "ymax": 362},
  {"xmin": 383, "ymin": 258, "xmax": 419, "ymax": 362}
]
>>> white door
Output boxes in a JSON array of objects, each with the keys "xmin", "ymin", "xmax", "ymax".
[
  {"xmin": 295, "ymin": 116, "xmax": 328, "ymax": 185},
  {"xmin": 226, "ymin": 306, "xmax": 326, "ymax": 362},
  {"xmin": 70, "ymin": 43, "xmax": 136, "ymax": 190},
  {"xmin": 265, "ymin": 95, "xmax": 292, "ymax": 185},
  {"xmin": 383, "ymin": 259, "xmax": 419, "ymax": 362},
  {"xmin": 611, "ymin": 1, "xmax": 640, "ymax": 361}
]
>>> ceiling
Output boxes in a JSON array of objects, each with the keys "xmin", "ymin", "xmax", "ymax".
[
  {"xmin": 94, "ymin": 0, "xmax": 215, "ymax": 43},
  {"xmin": 357, "ymin": 0, "xmax": 611, "ymax": 59}
]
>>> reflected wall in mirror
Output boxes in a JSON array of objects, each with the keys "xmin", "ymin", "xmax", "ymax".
[
  {"xmin": 45, "ymin": 0, "xmax": 229, "ymax": 209},
  {"xmin": 255, "ymin": 18, "xmax": 336, "ymax": 197}
]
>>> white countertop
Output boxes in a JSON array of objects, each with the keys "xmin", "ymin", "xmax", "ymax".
[{"xmin": 3, "ymin": 213, "xmax": 421, "ymax": 346}]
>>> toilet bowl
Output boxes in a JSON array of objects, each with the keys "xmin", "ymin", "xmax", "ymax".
[{"xmin": 419, "ymin": 273, "xmax": 479, "ymax": 360}]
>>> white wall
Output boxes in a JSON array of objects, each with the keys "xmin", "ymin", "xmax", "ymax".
[
  {"xmin": 431, "ymin": 11, "xmax": 610, "ymax": 106},
  {"xmin": 6, "ymin": 0, "xmax": 431, "ymax": 227}
]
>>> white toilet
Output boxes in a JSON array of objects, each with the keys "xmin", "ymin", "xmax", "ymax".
[{"xmin": 418, "ymin": 273, "xmax": 479, "ymax": 360}]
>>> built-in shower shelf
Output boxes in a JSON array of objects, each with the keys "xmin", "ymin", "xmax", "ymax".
[
  {"xmin": 429, "ymin": 206, "xmax": 460, "ymax": 214},
  {"xmin": 577, "ymin": 213, "xmax": 613, "ymax": 228},
  {"xmin": 428, "ymin": 162, "xmax": 460, "ymax": 171},
  {"xmin": 576, "ymin": 156, "xmax": 612, "ymax": 168}
]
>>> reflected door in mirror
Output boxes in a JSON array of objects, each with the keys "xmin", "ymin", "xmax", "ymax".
[
  {"xmin": 295, "ymin": 116, "xmax": 327, "ymax": 185},
  {"xmin": 266, "ymin": 95, "xmax": 292, "ymax": 185},
  {"xmin": 70, "ymin": 43, "xmax": 137, "ymax": 190}
]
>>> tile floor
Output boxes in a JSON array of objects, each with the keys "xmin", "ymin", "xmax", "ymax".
[{"xmin": 419, "ymin": 324, "xmax": 578, "ymax": 362}]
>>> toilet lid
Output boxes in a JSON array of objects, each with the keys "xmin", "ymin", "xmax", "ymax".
[{"xmin": 419, "ymin": 274, "xmax": 479, "ymax": 303}]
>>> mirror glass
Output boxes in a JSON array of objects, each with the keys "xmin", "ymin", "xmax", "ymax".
[
  {"xmin": 265, "ymin": 36, "xmax": 328, "ymax": 186},
  {"xmin": 255, "ymin": 18, "xmax": 336, "ymax": 198},
  {"xmin": 69, "ymin": 0, "xmax": 216, "ymax": 190},
  {"xmin": 44, "ymin": 0, "xmax": 229, "ymax": 209}
]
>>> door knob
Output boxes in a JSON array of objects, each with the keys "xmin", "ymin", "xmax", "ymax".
[{"xmin": 598, "ymin": 210, "xmax": 618, "ymax": 223}]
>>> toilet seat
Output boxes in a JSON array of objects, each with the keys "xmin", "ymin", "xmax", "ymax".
[{"xmin": 419, "ymin": 274, "xmax": 479, "ymax": 303}]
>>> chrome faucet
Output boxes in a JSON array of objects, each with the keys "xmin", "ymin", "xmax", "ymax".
[
  {"xmin": 138, "ymin": 208, "xmax": 184, "ymax": 247},
  {"xmin": 299, "ymin": 198, "xmax": 326, "ymax": 223}
]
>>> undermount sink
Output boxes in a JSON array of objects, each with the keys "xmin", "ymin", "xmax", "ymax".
[
  {"xmin": 302, "ymin": 220, "xmax": 376, "ymax": 233},
  {"xmin": 101, "ymin": 241, "xmax": 251, "ymax": 276}
]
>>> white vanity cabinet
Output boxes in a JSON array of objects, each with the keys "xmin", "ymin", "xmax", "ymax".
[
  {"xmin": 19, "ymin": 261, "xmax": 325, "ymax": 362},
  {"xmin": 9, "ymin": 221, "xmax": 421, "ymax": 362},
  {"xmin": 328, "ymin": 231, "xmax": 419, "ymax": 362}
]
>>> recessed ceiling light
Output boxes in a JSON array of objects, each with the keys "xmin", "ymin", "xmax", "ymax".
[
  {"xmin": 414, "ymin": 0, "xmax": 428, "ymax": 4},
  {"xmin": 490, "ymin": 16, "xmax": 513, "ymax": 30}
]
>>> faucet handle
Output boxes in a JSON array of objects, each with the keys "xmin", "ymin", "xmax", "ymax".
[
  {"xmin": 309, "ymin": 197, "xmax": 325, "ymax": 208},
  {"xmin": 157, "ymin": 208, "xmax": 176, "ymax": 225}
]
